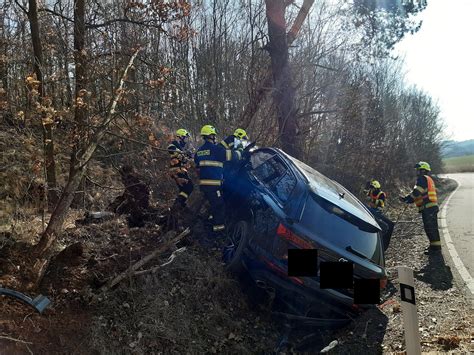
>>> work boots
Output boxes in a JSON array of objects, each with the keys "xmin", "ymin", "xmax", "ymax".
[{"xmin": 424, "ymin": 245, "xmax": 442, "ymax": 255}]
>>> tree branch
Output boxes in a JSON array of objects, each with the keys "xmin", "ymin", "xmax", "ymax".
[
  {"xmin": 77, "ymin": 48, "xmax": 141, "ymax": 169},
  {"xmin": 287, "ymin": 0, "xmax": 315, "ymax": 44},
  {"xmin": 104, "ymin": 130, "xmax": 169, "ymax": 153},
  {"xmin": 0, "ymin": 335, "xmax": 33, "ymax": 345},
  {"xmin": 297, "ymin": 109, "xmax": 338, "ymax": 118},
  {"xmin": 39, "ymin": 8, "xmax": 167, "ymax": 32},
  {"xmin": 14, "ymin": 0, "xmax": 28, "ymax": 16},
  {"xmin": 39, "ymin": 7, "xmax": 73, "ymax": 23}
]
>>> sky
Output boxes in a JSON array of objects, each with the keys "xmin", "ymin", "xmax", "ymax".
[{"xmin": 394, "ymin": 0, "xmax": 474, "ymax": 142}]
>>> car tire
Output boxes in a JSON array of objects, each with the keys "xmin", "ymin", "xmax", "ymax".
[{"xmin": 225, "ymin": 220, "xmax": 250, "ymax": 275}]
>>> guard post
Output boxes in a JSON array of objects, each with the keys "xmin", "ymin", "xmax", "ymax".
[{"xmin": 398, "ymin": 266, "xmax": 421, "ymax": 355}]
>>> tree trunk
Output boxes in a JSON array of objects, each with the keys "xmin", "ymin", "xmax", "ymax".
[
  {"xmin": 0, "ymin": 7, "xmax": 7, "ymax": 92},
  {"xmin": 71, "ymin": 0, "xmax": 87, "ymax": 208},
  {"xmin": 265, "ymin": 0, "xmax": 300, "ymax": 157},
  {"xmin": 27, "ymin": 0, "xmax": 59, "ymax": 207},
  {"xmin": 241, "ymin": 0, "xmax": 314, "ymax": 143}
]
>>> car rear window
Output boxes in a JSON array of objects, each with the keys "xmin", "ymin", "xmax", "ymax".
[
  {"xmin": 302, "ymin": 193, "xmax": 382, "ymax": 264},
  {"xmin": 291, "ymin": 158, "xmax": 364, "ymax": 210}
]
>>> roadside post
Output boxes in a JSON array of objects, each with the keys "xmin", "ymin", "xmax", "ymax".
[{"xmin": 398, "ymin": 266, "xmax": 421, "ymax": 355}]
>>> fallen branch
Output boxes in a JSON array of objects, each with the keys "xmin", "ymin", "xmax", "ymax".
[
  {"xmin": 134, "ymin": 246, "xmax": 187, "ymax": 276},
  {"xmin": 0, "ymin": 335, "xmax": 33, "ymax": 344},
  {"xmin": 96, "ymin": 228, "xmax": 190, "ymax": 294}
]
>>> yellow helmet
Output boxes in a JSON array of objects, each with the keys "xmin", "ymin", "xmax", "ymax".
[
  {"xmin": 176, "ymin": 128, "xmax": 189, "ymax": 138},
  {"xmin": 370, "ymin": 180, "xmax": 381, "ymax": 189},
  {"xmin": 200, "ymin": 125, "xmax": 217, "ymax": 136},
  {"xmin": 415, "ymin": 161, "xmax": 431, "ymax": 171},
  {"xmin": 234, "ymin": 128, "xmax": 248, "ymax": 140}
]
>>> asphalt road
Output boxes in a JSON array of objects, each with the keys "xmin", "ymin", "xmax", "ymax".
[{"xmin": 441, "ymin": 173, "xmax": 474, "ymax": 280}]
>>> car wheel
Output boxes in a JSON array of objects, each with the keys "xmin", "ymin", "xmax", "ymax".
[{"xmin": 224, "ymin": 220, "xmax": 249, "ymax": 274}]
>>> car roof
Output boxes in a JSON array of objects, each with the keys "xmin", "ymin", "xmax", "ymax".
[{"xmin": 259, "ymin": 148, "xmax": 380, "ymax": 230}]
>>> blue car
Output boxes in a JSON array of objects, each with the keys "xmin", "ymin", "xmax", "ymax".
[{"xmin": 224, "ymin": 147, "xmax": 387, "ymax": 327}]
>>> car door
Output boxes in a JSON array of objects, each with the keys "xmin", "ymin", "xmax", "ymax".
[{"xmin": 247, "ymin": 150, "xmax": 300, "ymax": 258}]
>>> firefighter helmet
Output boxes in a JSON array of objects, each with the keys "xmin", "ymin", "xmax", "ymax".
[
  {"xmin": 200, "ymin": 125, "xmax": 217, "ymax": 136},
  {"xmin": 234, "ymin": 128, "xmax": 248, "ymax": 140},
  {"xmin": 415, "ymin": 161, "xmax": 431, "ymax": 171},
  {"xmin": 370, "ymin": 180, "xmax": 381, "ymax": 189},
  {"xmin": 176, "ymin": 128, "xmax": 189, "ymax": 137}
]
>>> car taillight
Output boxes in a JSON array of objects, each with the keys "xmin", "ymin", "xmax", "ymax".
[
  {"xmin": 276, "ymin": 223, "xmax": 313, "ymax": 249},
  {"xmin": 261, "ymin": 256, "xmax": 305, "ymax": 286},
  {"xmin": 380, "ymin": 277, "xmax": 388, "ymax": 289},
  {"xmin": 273, "ymin": 235, "xmax": 289, "ymax": 260}
]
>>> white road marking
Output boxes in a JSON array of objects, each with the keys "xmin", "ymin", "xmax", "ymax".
[{"xmin": 439, "ymin": 180, "xmax": 474, "ymax": 296}]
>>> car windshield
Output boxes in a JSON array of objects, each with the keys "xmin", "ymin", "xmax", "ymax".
[{"xmin": 301, "ymin": 192, "xmax": 382, "ymax": 264}]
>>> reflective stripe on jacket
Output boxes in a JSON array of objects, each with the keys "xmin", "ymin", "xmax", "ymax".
[{"xmin": 220, "ymin": 135, "xmax": 242, "ymax": 161}]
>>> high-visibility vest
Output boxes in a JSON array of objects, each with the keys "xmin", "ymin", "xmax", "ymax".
[
  {"xmin": 370, "ymin": 191, "xmax": 385, "ymax": 209},
  {"xmin": 414, "ymin": 175, "xmax": 438, "ymax": 211}
]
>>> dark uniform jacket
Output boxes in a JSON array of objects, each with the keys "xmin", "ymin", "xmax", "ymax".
[{"xmin": 194, "ymin": 140, "xmax": 227, "ymax": 186}]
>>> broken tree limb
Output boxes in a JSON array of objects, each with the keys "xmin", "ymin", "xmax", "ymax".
[
  {"xmin": 0, "ymin": 335, "xmax": 33, "ymax": 345},
  {"xmin": 97, "ymin": 228, "xmax": 189, "ymax": 294},
  {"xmin": 287, "ymin": 0, "xmax": 315, "ymax": 43},
  {"xmin": 134, "ymin": 246, "xmax": 187, "ymax": 276}
]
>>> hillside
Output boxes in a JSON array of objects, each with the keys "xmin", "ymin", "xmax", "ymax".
[{"xmin": 442, "ymin": 139, "xmax": 474, "ymax": 158}]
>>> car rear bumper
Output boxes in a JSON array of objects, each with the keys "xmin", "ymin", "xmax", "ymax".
[{"xmin": 243, "ymin": 257, "xmax": 366, "ymax": 318}]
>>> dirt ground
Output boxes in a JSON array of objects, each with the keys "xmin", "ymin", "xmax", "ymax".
[{"xmin": 1, "ymin": 178, "xmax": 473, "ymax": 354}]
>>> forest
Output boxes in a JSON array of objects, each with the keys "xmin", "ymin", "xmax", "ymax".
[{"xmin": 2, "ymin": 1, "xmax": 467, "ymax": 354}]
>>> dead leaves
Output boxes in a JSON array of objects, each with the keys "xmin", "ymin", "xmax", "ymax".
[{"xmin": 436, "ymin": 335, "xmax": 462, "ymax": 350}]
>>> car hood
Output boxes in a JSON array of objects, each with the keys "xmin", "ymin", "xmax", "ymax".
[{"xmin": 281, "ymin": 152, "xmax": 380, "ymax": 231}]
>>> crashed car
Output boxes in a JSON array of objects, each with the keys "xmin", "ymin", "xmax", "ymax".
[{"xmin": 223, "ymin": 147, "xmax": 387, "ymax": 327}]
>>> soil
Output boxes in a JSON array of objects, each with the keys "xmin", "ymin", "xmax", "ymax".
[{"xmin": 1, "ymin": 177, "xmax": 473, "ymax": 354}]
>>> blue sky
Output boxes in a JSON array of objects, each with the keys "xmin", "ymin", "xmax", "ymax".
[{"xmin": 395, "ymin": 0, "xmax": 474, "ymax": 142}]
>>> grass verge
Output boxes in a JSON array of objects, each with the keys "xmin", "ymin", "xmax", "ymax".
[{"xmin": 442, "ymin": 154, "xmax": 474, "ymax": 173}]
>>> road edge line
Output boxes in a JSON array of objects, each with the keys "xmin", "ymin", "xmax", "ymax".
[{"xmin": 439, "ymin": 179, "xmax": 474, "ymax": 296}]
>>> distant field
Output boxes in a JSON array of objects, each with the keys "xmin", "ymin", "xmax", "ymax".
[{"xmin": 443, "ymin": 154, "xmax": 474, "ymax": 173}]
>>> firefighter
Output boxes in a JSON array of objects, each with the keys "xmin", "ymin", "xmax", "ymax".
[
  {"xmin": 220, "ymin": 128, "xmax": 249, "ymax": 161},
  {"xmin": 220, "ymin": 128, "xmax": 249, "ymax": 198},
  {"xmin": 194, "ymin": 125, "xmax": 227, "ymax": 239},
  {"xmin": 399, "ymin": 161, "xmax": 441, "ymax": 253},
  {"xmin": 167, "ymin": 129, "xmax": 193, "ymax": 210},
  {"xmin": 365, "ymin": 180, "xmax": 394, "ymax": 252}
]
